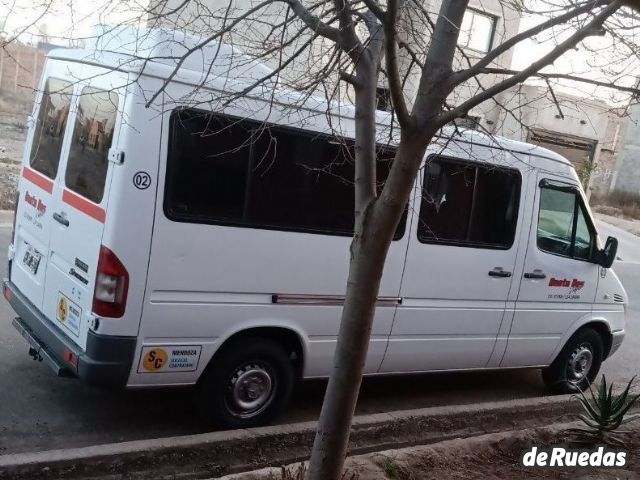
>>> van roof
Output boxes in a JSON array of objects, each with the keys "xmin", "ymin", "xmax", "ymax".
[{"xmin": 47, "ymin": 25, "xmax": 573, "ymax": 171}]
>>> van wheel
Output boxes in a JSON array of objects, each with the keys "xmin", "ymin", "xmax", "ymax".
[
  {"xmin": 195, "ymin": 337, "xmax": 294, "ymax": 429},
  {"xmin": 542, "ymin": 327, "xmax": 603, "ymax": 394}
]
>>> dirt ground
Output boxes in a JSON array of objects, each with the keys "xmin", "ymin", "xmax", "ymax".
[
  {"xmin": 0, "ymin": 92, "xmax": 31, "ymax": 210},
  {"xmin": 594, "ymin": 211, "xmax": 640, "ymax": 237},
  {"xmin": 221, "ymin": 423, "xmax": 640, "ymax": 480}
]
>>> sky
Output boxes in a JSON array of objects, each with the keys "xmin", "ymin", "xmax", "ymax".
[{"xmin": 511, "ymin": 9, "xmax": 637, "ymax": 105}]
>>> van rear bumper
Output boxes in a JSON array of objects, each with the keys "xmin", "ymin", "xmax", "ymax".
[{"xmin": 2, "ymin": 279, "xmax": 136, "ymax": 388}]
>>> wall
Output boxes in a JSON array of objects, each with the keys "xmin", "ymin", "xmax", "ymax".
[
  {"xmin": 611, "ymin": 103, "xmax": 640, "ymax": 194},
  {"xmin": 495, "ymin": 84, "xmax": 625, "ymax": 195},
  {"xmin": 0, "ymin": 40, "xmax": 47, "ymax": 100}
]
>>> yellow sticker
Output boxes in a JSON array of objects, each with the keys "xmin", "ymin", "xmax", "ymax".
[
  {"xmin": 142, "ymin": 348, "xmax": 168, "ymax": 372},
  {"xmin": 57, "ymin": 296, "xmax": 68, "ymax": 323},
  {"xmin": 137, "ymin": 345, "xmax": 202, "ymax": 373}
]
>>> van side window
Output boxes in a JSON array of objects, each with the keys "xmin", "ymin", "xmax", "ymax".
[
  {"xmin": 165, "ymin": 109, "xmax": 406, "ymax": 238},
  {"xmin": 417, "ymin": 157, "xmax": 521, "ymax": 248},
  {"xmin": 65, "ymin": 87, "xmax": 119, "ymax": 203},
  {"xmin": 537, "ymin": 185, "xmax": 595, "ymax": 261},
  {"xmin": 29, "ymin": 78, "xmax": 73, "ymax": 179}
]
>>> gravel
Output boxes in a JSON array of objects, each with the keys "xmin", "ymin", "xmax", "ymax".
[{"xmin": 0, "ymin": 117, "xmax": 27, "ymax": 210}]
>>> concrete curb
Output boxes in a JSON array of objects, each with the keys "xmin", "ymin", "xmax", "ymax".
[
  {"xmin": 218, "ymin": 420, "xmax": 584, "ymax": 480},
  {"xmin": 0, "ymin": 393, "xmax": 587, "ymax": 479}
]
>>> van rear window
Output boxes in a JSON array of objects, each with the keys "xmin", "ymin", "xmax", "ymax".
[
  {"xmin": 164, "ymin": 109, "xmax": 406, "ymax": 238},
  {"xmin": 65, "ymin": 87, "xmax": 119, "ymax": 204},
  {"xmin": 29, "ymin": 78, "xmax": 73, "ymax": 179},
  {"xmin": 417, "ymin": 157, "xmax": 521, "ymax": 249}
]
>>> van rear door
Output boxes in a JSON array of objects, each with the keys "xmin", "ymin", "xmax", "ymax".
[
  {"xmin": 40, "ymin": 69, "xmax": 125, "ymax": 350},
  {"xmin": 11, "ymin": 77, "xmax": 74, "ymax": 310}
]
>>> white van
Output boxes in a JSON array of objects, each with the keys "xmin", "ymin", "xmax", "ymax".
[{"xmin": 3, "ymin": 27, "xmax": 627, "ymax": 428}]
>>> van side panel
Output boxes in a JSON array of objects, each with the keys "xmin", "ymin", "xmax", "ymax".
[
  {"xmin": 96, "ymin": 78, "xmax": 165, "ymax": 339},
  {"xmin": 379, "ymin": 143, "xmax": 530, "ymax": 373},
  {"xmin": 127, "ymin": 92, "xmax": 411, "ymax": 386}
]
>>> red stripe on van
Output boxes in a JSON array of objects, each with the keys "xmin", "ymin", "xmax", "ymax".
[
  {"xmin": 22, "ymin": 168, "xmax": 54, "ymax": 193},
  {"xmin": 62, "ymin": 190, "xmax": 106, "ymax": 223}
]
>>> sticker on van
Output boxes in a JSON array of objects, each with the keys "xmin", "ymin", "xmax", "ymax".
[
  {"xmin": 138, "ymin": 346, "xmax": 202, "ymax": 373},
  {"xmin": 56, "ymin": 292, "xmax": 81, "ymax": 336}
]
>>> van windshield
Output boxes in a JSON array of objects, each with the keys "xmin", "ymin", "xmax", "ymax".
[{"xmin": 29, "ymin": 78, "xmax": 73, "ymax": 179}]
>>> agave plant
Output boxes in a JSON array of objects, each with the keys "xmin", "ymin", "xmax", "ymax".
[{"xmin": 569, "ymin": 375, "xmax": 640, "ymax": 447}]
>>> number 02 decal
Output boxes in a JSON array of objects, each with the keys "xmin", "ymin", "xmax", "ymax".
[{"xmin": 133, "ymin": 171, "xmax": 152, "ymax": 190}]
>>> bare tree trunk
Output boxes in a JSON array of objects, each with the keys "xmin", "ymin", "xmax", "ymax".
[
  {"xmin": 305, "ymin": 222, "xmax": 390, "ymax": 480},
  {"xmin": 307, "ymin": 113, "xmax": 426, "ymax": 480},
  {"xmin": 307, "ymin": 52, "xmax": 383, "ymax": 479}
]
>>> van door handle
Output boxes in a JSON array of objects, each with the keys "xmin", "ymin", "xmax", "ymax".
[
  {"xmin": 53, "ymin": 212, "xmax": 69, "ymax": 227},
  {"xmin": 524, "ymin": 270, "xmax": 546, "ymax": 279},
  {"xmin": 488, "ymin": 268, "xmax": 511, "ymax": 278}
]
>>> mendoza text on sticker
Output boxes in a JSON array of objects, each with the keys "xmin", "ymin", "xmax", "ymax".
[
  {"xmin": 56, "ymin": 292, "xmax": 81, "ymax": 336},
  {"xmin": 138, "ymin": 345, "xmax": 202, "ymax": 373}
]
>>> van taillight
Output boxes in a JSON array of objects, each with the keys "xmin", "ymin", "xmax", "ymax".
[{"xmin": 93, "ymin": 246, "xmax": 129, "ymax": 318}]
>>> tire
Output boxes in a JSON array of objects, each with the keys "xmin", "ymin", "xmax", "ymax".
[
  {"xmin": 195, "ymin": 337, "xmax": 294, "ymax": 429},
  {"xmin": 542, "ymin": 327, "xmax": 604, "ymax": 394}
]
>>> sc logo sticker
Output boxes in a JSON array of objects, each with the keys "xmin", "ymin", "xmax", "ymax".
[
  {"xmin": 143, "ymin": 348, "xmax": 168, "ymax": 372},
  {"xmin": 57, "ymin": 296, "xmax": 68, "ymax": 323},
  {"xmin": 133, "ymin": 171, "xmax": 152, "ymax": 190}
]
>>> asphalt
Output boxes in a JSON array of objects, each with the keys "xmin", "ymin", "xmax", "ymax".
[{"xmin": 0, "ymin": 221, "xmax": 638, "ymax": 455}]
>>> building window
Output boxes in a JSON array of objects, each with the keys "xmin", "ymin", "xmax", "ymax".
[
  {"xmin": 376, "ymin": 87, "xmax": 392, "ymax": 112},
  {"xmin": 417, "ymin": 157, "xmax": 520, "ymax": 248},
  {"xmin": 458, "ymin": 8, "xmax": 497, "ymax": 53},
  {"xmin": 537, "ymin": 183, "xmax": 595, "ymax": 261},
  {"xmin": 165, "ymin": 109, "xmax": 407, "ymax": 238}
]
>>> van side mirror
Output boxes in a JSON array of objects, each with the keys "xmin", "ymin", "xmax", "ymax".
[{"xmin": 596, "ymin": 236, "xmax": 618, "ymax": 269}]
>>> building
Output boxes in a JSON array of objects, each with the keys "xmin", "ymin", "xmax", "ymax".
[
  {"xmin": 148, "ymin": 0, "xmax": 521, "ymax": 122},
  {"xmin": 494, "ymin": 84, "xmax": 625, "ymax": 196},
  {"xmin": 146, "ymin": 1, "xmax": 630, "ymax": 196},
  {"xmin": 610, "ymin": 103, "xmax": 640, "ymax": 195}
]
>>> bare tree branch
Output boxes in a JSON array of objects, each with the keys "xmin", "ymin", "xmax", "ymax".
[
  {"xmin": 452, "ymin": 0, "xmax": 615, "ymax": 86},
  {"xmin": 477, "ymin": 67, "xmax": 640, "ymax": 96},
  {"xmin": 282, "ymin": 0, "xmax": 341, "ymax": 42},
  {"xmin": 440, "ymin": 0, "xmax": 624, "ymax": 125},
  {"xmin": 385, "ymin": 0, "xmax": 413, "ymax": 128},
  {"xmin": 361, "ymin": 0, "xmax": 387, "ymax": 23}
]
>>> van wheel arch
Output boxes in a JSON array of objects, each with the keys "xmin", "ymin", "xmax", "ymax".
[
  {"xmin": 579, "ymin": 321, "xmax": 612, "ymax": 359},
  {"xmin": 542, "ymin": 324, "xmax": 610, "ymax": 394},
  {"xmin": 203, "ymin": 326, "xmax": 305, "ymax": 381},
  {"xmin": 194, "ymin": 328, "xmax": 304, "ymax": 428}
]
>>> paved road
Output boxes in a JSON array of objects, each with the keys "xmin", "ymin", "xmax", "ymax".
[{"xmin": 0, "ymin": 222, "xmax": 638, "ymax": 454}]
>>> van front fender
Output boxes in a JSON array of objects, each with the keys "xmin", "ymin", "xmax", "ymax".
[{"xmin": 545, "ymin": 314, "xmax": 614, "ymax": 365}]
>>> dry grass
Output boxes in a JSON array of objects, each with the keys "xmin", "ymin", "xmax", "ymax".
[
  {"xmin": 592, "ymin": 191, "xmax": 640, "ymax": 221},
  {"xmin": 268, "ymin": 463, "xmax": 359, "ymax": 480}
]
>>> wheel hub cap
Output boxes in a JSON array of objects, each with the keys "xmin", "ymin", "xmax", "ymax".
[
  {"xmin": 228, "ymin": 363, "xmax": 274, "ymax": 417},
  {"xmin": 567, "ymin": 345, "xmax": 593, "ymax": 383}
]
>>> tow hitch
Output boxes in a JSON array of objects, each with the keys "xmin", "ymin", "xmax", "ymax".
[
  {"xmin": 13, "ymin": 317, "xmax": 71, "ymax": 376},
  {"xmin": 28, "ymin": 347, "xmax": 43, "ymax": 362}
]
